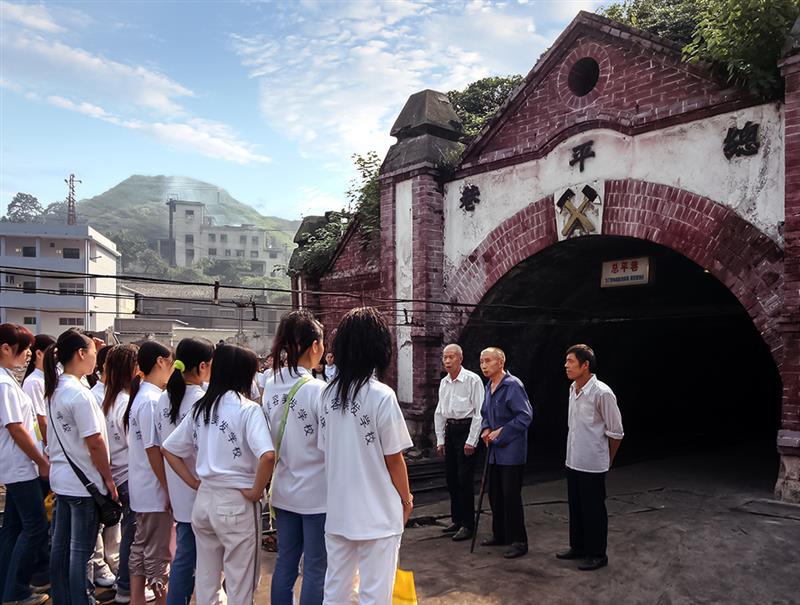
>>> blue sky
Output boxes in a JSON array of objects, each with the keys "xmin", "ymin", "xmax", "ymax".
[{"xmin": 1, "ymin": 0, "xmax": 600, "ymax": 220}]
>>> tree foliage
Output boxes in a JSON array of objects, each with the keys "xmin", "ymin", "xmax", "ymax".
[
  {"xmin": 447, "ymin": 75, "xmax": 524, "ymax": 137},
  {"xmin": 599, "ymin": 0, "xmax": 800, "ymax": 98},
  {"xmin": 111, "ymin": 231, "xmax": 150, "ymax": 273},
  {"xmin": 347, "ymin": 151, "xmax": 381, "ymax": 239},
  {"xmin": 4, "ymin": 193, "xmax": 43, "ymax": 223}
]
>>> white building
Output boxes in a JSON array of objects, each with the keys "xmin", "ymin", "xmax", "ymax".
[
  {"xmin": 0, "ymin": 223, "xmax": 120, "ymax": 336},
  {"xmin": 162, "ymin": 199, "xmax": 288, "ymax": 276}
]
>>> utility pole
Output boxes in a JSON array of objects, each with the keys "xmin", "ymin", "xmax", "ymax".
[{"xmin": 65, "ymin": 173, "xmax": 82, "ymax": 225}]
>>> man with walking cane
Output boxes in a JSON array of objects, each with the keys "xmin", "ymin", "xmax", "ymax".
[{"xmin": 477, "ymin": 347, "xmax": 533, "ymax": 559}]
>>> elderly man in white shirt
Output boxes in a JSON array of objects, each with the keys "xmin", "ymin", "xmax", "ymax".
[
  {"xmin": 557, "ymin": 344, "xmax": 624, "ymax": 572},
  {"xmin": 434, "ymin": 344, "xmax": 485, "ymax": 542}
]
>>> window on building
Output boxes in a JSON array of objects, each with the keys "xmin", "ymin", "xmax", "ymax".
[
  {"xmin": 219, "ymin": 310, "xmax": 235, "ymax": 318},
  {"xmin": 166, "ymin": 307, "xmax": 182, "ymax": 315},
  {"xmin": 62, "ymin": 247, "xmax": 80, "ymax": 259},
  {"xmin": 22, "ymin": 246, "xmax": 36, "ymax": 257},
  {"xmin": 185, "ymin": 210, "xmax": 195, "ymax": 219},
  {"xmin": 269, "ymin": 251, "xmax": 279, "ymax": 259},
  {"xmin": 208, "ymin": 248, "xmax": 217, "ymax": 256},
  {"xmin": 192, "ymin": 308, "xmax": 210, "ymax": 316},
  {"xmin": 251, "ymin": 261, "xmax": 265, "ymax": 273},
  {"xmin": 224, "ymin": 249, "xmax": 232, "ymax": 257},
  {"xmin": 236, "ymin": 249, "xmax": 245, "ymax": 257},
  {"xmin": 59, "ymin": 317, "xmax": 85, "ymax": 326},
  {"xmin": 250, "ymin": 250, "xmax": 259, "ymax": 258},
  {"xmin": 267, "ymin": 310, "xmax": 278, "ymax": 323},
  {"xmin": 185, "ymin": 234, "xmax": 194, "ymax": 244},
  {"xmin": 186, "ymin": 249, "xmax": 195, "ymax": 263},
  {"xmin": 22, "ymin": 281, "xmax": 36, "ymax": 293},
  {"xmin": 208, "ymin": 233, "xmax": 216, "ymax": 242},
  {"xmin": 3, "ymin": 274, "xmax": 15, "ymax": 285},
  {"xmin": 23, "ymin": 317, "xmax": 36, "ymax": 325},
  {"xmin": 220, "ymin": 234, "xmax": 228, "ymax": 243},
  {"xmin": 251, "ymin": 236, "xmax": 259, "ymax": 245},
  {"xmin": 142, "ymin": 305, "xmax": 158, "ymax": 314},
  {"xmin": 239, "ymin": 235, "xmax": 247, "ymax": 244},
  {"xmin": 59, "ymin": 282, "xmax": 85, "ymax": 295}
]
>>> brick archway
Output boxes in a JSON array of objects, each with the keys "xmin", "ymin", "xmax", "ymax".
[{"xmin": 446, "ymin": 178, "xmax": 784, "ymax": 365}]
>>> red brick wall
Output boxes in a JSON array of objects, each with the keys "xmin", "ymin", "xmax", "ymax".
[
  {"xmin": 446, "ymin": 180, "xmax": 784, "ymax": 369},
  {"xmin": 781, "ymin": 60, "xmax": 800, "ymax": 435},
  {"xmin": 461, "ymin": 30, "xmax": 754, "ymax": 175}
]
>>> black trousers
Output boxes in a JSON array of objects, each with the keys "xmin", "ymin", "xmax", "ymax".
[
  {"xmin": 444, "ymin": 422, "xmax": 477, "ymax": 529},
  {"xmin": 488, "ymin": 463, "xmax": 527, "ymax": 545},
  {"xmin": 566, "ymin": 467, "xmax": 608, "ymax": 557}
]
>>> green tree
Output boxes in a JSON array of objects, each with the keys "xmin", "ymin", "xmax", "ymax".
[
  {"xmin": 347, "ymin": 151, "xmax": 381, "ymax": 239},
  {"xmin": 139, "ymin": 248, "xmax": 170, "ymax": 275},
  {"xmin": 447, "ymin": 75, "xmax": 524, "ymax": 137},
  {"xmin": 599, "ymin": 0, "xmax": 702, "ymax": 45},
  {"xmin": 110, "ymin": 231, "xmax": 150, "ymax": 273},
  {"xmin": 4, "ymin": 193, "xmax": 43, "ymax": 223},
  {"xmin": 202, "ymin": 259, "xmax": 252, "ymax": 284}
]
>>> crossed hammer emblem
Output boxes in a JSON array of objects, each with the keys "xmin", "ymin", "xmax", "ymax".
[{"xmin": 557, "ymin": 185, "xmax": 599, "ymax": 237}]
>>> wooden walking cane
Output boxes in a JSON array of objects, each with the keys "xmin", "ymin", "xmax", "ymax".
[{"xmin": 470, "ymin": 444, "xmax": 491, "ymax": 554}]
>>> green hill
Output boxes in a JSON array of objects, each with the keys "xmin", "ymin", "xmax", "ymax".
[{"xmin": 74, "ymin": 175, "xmax": 299, "ymax": 246}]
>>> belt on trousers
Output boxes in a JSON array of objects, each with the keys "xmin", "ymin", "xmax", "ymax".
[{"xmin": 446, "ymin": 418, "xmax": 473, "ymax": 426}]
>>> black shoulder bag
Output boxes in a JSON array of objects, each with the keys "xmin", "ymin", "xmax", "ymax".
[{"xmin": 48, "ymin": 399, "xmax": 123, "ymax": 526}]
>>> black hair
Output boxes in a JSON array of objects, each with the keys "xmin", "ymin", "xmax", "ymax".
[
  {"xmin": 326, "ymin": 307, "xmax": 391, "ymax": 408},
  {"xmin": 166, "ymin": 338, "xmax": 214, "ymax": 425},
  {"xmin": 124, "ymin": 340, "xmax": 172, "ymax": 430},
  {"xmin": 86, "ymin": 344, "xmax": 111, "ymax": 387},
  {"xmin": 102, "ymin": 344, "xmax": 139, "ymax": 417},
  {"xmin": 193, "ymin": 344, "xmax": 258, "ymax": 425},
  {"xmin": 271, "ymin": 309, "xmax": 324, "ymax": 380},
  {"xmin": 43, "ymin": 329, "xmax": 93, "ymax": 400},
  {"xmin": 566, "ymin": 343, "xmax": 597, "ymax": 373},
  {"xmin": 24, "ymin": 334, "xmax": 56, "ymax": 379}
]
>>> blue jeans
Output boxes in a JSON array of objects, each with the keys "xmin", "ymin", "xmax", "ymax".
[
  {"xmin": 271, "ymin": 508, "xmax": 326, "ymax": 605},
  {"xmin": 167, "ymin": 521, "xmax": 196, "ymax": 605},
  {"xmin": 50, "ymin": 494, "xmax": 100, "ymax": 605},
  {"xmin": 0, "ymin": 478, "xmax": 48, "ymax": 601},
  {"xmin": 116, "ymin": 482, "xmax": 136, "ymax": 593}
]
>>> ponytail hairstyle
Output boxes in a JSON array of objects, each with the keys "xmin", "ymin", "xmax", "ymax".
[
  {"xmin": 23, "ymin": 333, "xmax": 56, "ymax": 379},
  {"xmin": 124, "ymin": 340, "xmax": 172, "ymax": 430},
  {"xmin": 86, "ymin": 344, "xmax": 111, "ymax": 388},
  {"xmin": 166, "ymin": 338, "xmax": 214, "ymax": 425},
  {"xmin": 194, "ymin": 344, "xmax": 257, "ymax": 425},
  {"xmin": 102, "ymin": 344, "xmax": 139, "ymax": 417},
  {"xmin": 43, "ymin": 329, "xmax": 93, "ymax": 400},
  {"xmin": 326, "ymin": 307, "xmax": 391, "ymax": 408},
  {"xmin": 271, "ymin": 309, "xmax": 324, "ymax": 380}
]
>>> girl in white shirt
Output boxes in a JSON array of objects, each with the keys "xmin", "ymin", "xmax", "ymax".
[
  {"xmin": 318, "ymin": 308, "xmax": 414, "ymax": 605},
  {"xmin": 22, "ymin": 333, "xmax": 55, "ymax": 454},
  {"xmin": 163, "ymin": 344, "xmax": 275, "ymax": 605},
  {"xmin": 0, "ymin": 323, "xmax": 50, "ymax": 605},
  {"xmin": 100, "ymin": 344, "xmax": 139, "ymax": 603},
  {"xmin": 262, "ymin": 310, "xmax": 327, "ymax": 605},
  {"xmin": 123, "ymin": 341, "xmax": 174, "ymax": 605},
  {"xmin": 155, "ymin": 338, "xmax": 213, "ymax": 605},
  {"xmin": 45, "ymin": 328, "xmax": 116, "ymax": 605}
]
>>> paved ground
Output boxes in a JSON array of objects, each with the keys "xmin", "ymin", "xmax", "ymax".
[{"xmin": 256, "ymin": 445, "xmax": 800, "ymax": 604}]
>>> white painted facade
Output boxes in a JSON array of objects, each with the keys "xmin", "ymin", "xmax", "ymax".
[
  {"xmin": 441, "ymin": 103, "xmax": 784, "ymax": 278},
  {"xmin": 0, "ymin": 223, "xmax": 120, "ymax": 335},
  {"xmin": 394, "ymin": 180, "xmax": 414, "ymax": 403}
]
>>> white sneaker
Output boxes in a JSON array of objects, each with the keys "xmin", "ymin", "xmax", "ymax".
[
  {"xmin": 145, "ymin": 587, "xmax": 156, "ymax": 602},
  {"xmin": 113, "ymin": 587, "xmax": 154, "ymax": 603},
  {"xmin": 93, "ymin": 567, "xmax": 116, "ymax": 588}
]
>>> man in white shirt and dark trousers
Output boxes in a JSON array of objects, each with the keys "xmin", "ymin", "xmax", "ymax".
[
  {"xmin": 434, "ymin": 344, "xmax": 485, "ymax": 542},
  {"xmin": 557, "ymin": 344, "xmax": 624, "ymax": 571}
]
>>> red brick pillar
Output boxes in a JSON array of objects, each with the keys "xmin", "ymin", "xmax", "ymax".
[{"xmin": 776, "ymin": 42, "xmax": 800, "ymax": 502}]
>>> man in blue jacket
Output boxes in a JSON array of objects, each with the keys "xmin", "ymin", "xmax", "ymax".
[{"xmin": 479, "ymin": 347, "xmax": 533, "ymax": 559}]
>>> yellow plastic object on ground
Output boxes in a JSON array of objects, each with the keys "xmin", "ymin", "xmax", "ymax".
[
  {"xmin": 44, "ymin": 491, "xmax": 55, "ymax": 523},
  {"xmin": 392, "ymin": 568, "xmax": 418, "ymax": 605}
]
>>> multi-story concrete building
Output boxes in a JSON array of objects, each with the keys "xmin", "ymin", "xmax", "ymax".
[
  {"xmin": 0, "ymin": 223, "xmax": 120, "ymax": 335},
  {"xmin": 162, "ymin": 199, "xmax": 288, "ymax": 276}
]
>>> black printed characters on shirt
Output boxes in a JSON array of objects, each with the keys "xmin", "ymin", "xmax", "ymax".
[{"xmin": 323, "ymin": 398, "xmax": 374, "ymax": 445}]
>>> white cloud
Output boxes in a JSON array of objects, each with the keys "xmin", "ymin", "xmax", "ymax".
[
  {"xmin": 0, "ymin": 1, "xmax": 63, "ymax": 33},
  {"xmin": 295, "ymin": 185, "xmax": 346, "ymax": 217},
  {"xmin": 231, "ymin": 0, "xmax": 553, "ymax": 164}
]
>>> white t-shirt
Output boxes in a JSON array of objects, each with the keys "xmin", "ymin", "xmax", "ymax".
[
  {"xmin": 104, "ymin": 390, "xmax": 130, "ymax": 486},
  {"xmin": 48, "ymin": 374, "xmax": 109, "ymax": 497},
  {"xmin": 262, "ymin": 367, "xmax": 327, "ymax": 515},
  {"xmin": 0, "ymin": 368, "xmax": 39, "ymax": 484},
  {"xmin": 90, "ymin": 381, "xmax": 105, "ymax": 408},
  {"xmin": 155, "ymin": 384, "xmax": 204, "ymax": 523},
  {"xmin": 163, "ymin": 391, "xmax": 274, "ymax": 490},
  {"xmin": 319, "ymin": 378, "xmax": 413, "ymax": 540},
  {"xmin": 21, "ymin": 368, "xmax": 46, "ymax": 451},
  {"xmin": 325, "ymin": 364, "xmax": 338, "ymax": 382},
  {"xmin": 257, "ymin": 369, "xmax": 273, "ymax": 389},
  {"xmin": 127, "ymin": 381, "xmax": 169, "ymax": 513}
]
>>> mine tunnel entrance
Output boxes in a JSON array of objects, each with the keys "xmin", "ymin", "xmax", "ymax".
[{"xmin": 458, "ymin": 236, "xmax": 781, "ymax": 484}]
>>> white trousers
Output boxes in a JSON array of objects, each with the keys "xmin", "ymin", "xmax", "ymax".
[
  {"xmin": 323, "ymin": 533, "xmax": 402, "ymax": 605},
  {"xmin": 192, "ymin": 485, "xmax": 262, "ymax": 605}
]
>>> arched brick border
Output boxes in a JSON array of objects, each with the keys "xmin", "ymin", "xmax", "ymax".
[{"xmin": 446, "ymin": 179, "xmax": 784, "ymax": 366}]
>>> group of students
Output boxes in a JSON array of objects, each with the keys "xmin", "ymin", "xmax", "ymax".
[{"xmin": 0, "ymin": 305, "xmax": 414, "ymax": 605}]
